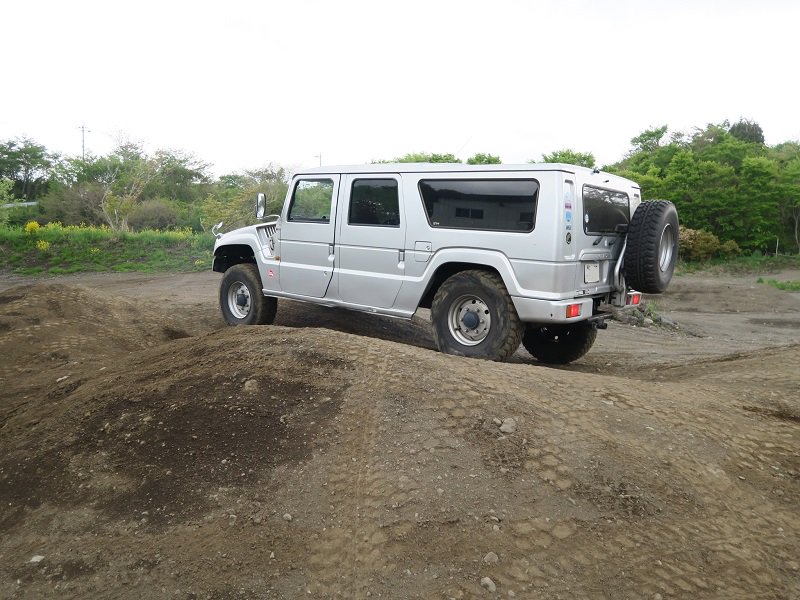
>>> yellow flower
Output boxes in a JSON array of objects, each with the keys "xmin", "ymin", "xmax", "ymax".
[
  {"xmin": 25, "ymin": 221, "xmax": 41, "ymax": 234},
  {"xmin": 36, "ymin": 239, "xmax": 50, "ymax": 252}
]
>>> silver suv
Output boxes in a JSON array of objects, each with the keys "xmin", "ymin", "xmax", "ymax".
[{"xmin": 212, "ymin": 163, "xmax": 678, "ymax": 363}]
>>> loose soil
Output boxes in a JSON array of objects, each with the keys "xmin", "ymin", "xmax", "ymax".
[{"xmin": 0, "ymin": 270, "xmax": 798, "ymax": 599}]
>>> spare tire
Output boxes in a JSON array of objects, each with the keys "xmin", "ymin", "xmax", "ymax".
[{"xmin": 624, "ymin": 200, "xmax": 679, "ymax": 294}]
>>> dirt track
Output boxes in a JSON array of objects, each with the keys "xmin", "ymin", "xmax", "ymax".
[{"xmin": 0, "ymin": 270, "xmax": 798, "ymax": 599}]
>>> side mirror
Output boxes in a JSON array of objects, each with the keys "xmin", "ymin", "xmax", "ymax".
[{"xmin": 256, "ymin": 193, "xmax": 266, "ymax": 219}]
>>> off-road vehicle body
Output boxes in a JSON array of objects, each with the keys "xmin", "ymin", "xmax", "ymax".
[{"xmin": 212, "ymin": 163, "xmax": 678, "ymax": 363}]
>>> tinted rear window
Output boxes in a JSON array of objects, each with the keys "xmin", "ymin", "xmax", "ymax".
[
  {"xmin": 419, "ymin": 179, "xmax": 538, "ymax": 232},
  {"xmin": 582, "ymin": 185, "xmax": 630, "ymax": 234},
  {"xmin": 348, "ymin": 179, "xmax": 400, "ymax": 227}
]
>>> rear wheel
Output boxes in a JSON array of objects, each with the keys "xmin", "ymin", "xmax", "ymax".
[
  {"xmin": 522, "ymin": 323, "xmax": 597, "ymax": 365},
  {"xmin": 431, "ymin": 270, "xmax": 523, "ymax": 362},
  {"xmin": 219, "ymin": 264, "xmax": 277, "ymax": 326},
  {"xmin": 624, "ymin": 200, "xmax": 679, "ymax": 293}
]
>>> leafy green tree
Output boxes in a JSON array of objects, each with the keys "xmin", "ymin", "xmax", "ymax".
[
  {"xmin": 630, "ymin": 126, "xmax": 668, "ymax": 154},
  {"xmin": 662, "ymin": 150, "xmax": 700, "ymax": 210},
  {"xmin": 609, "ymin": 165, "xmax": 668, "ymax": 200},
  {"xmin": 0, "ymin": 138, "xmax": 57, "ymax": 200},
  {"xmin": 616, "ymin": 127, "xmax": 680, "ymax": 177},
  {"xmin": 144, "ymin": 150, "xmax": 211, "ymax": 203},
  {"xmin": 768, "ymin": 141, "xmax": 800, "ymax": 166},
  {"xmin": 201, "ymin": 164, "xmax": 289, "ymax": 232},
  {"xmin": 390, "ymin": 152, "xmax": 461, "ymax": 163},
  {"xmin": 0, "ymin": 178, "xmax": 16, "ymax": 227},
  {"xmin": 539, "ymin": 149, "xmax": 595, "ymax": 168},
  {"xmin": 729, "ymin": 119, "xmax": 765, "ymax": 144},
  {"xmin": 689, "ymin": 122, "xmax": 729, "ymax": 152},
  {"xmin": 466, "ymin": 153, "xmax": 501, "ymax": 165},
  {"xmin": 778, "ymin": 157, "xmax": 800, "ymax": 251},
  {"xmin": 691, "ymin": 126, "xmax": 755, "ymax": 172},
  {"xmin": 692, "ymin": 160, "xmax": 737, "ymax": 237},
  {"xmin": 730, "ymin": 156, "xmax": 781, "ymax": 249}
]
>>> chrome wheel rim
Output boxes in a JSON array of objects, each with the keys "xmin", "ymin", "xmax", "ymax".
[
  {"xmin": 227, "ymin": 281, "xmax": 251, "ymax": 319},
  {"xmin": 448, "ymin": 294, "xmax": 491, "ymax": 345},
  {"xmin": 659, "ymin": 224, "xmax": 675, "ymax": 272}
]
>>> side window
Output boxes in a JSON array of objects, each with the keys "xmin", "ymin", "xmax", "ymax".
[
  {"xmin": 419, "ymin": 179, "xmax": 539, "ymax": 232},
  {"xmin": 582, "ymin": 185, "xmax": 630, "ymax": 234},
  {"xmin": 288, "ymin": 179, "xmax": 334, "ymax": 222},
  {"xmin": 348, "ymin": 179, "xmax": 400, "ymax": 227}
]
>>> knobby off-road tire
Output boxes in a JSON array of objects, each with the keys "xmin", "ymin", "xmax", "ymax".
[
  {"xmin": 624, "ymin": 200, "xmax": 679, "ymax": 294},
  {"xmin": 431, "ymin": 270, "xmax": 524, "ymax": 362},
  {"xmin": 219, "ymin": 264, "xmax": 277, "ymax": 326},
  {"xmin": 522, "ymin": 323, "xmax": 597, "ymax": 365}
]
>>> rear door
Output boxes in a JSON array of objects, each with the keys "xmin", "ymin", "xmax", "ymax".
[
  {"xmin": 336, "ymin": 174, "xmax": 406, "ymax": 308},
  {"xmin": 278, "ymin": 176, "xmax": 340, "ymax": 298},
  {"xmin": 575, "ymin": 182, "xmax": 631, "ymax": 292}
]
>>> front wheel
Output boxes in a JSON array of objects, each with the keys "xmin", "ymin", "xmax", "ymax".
[
  {"xmin": 219, "ymin": 264, "xmax": 277, "ymax": 326},
  {"xmin": 430, "ymin": 270, "xmax": 523, "ymax": 362},
  {"xmin": 522, "ymin": 323, "xmax": 597, "ymax": 365}
]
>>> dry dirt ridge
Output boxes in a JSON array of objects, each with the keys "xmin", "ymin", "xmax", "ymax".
[{"xmin": 0, "ymin": 271, "xmax": 798, "ymax": 599}]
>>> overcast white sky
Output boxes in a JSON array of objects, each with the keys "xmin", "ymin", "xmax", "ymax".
[{"xmin": 3, "ymin": 0, "xmax": 798, "ymax": 175}]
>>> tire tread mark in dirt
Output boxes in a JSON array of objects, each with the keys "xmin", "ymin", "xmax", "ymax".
[{"xmin": 307, "ymin": 341, "xmax": 394, "ymax": 597}]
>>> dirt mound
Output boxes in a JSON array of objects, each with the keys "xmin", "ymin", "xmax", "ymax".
[
  {"xmin": 1, "ymin": 281, "xmax": 799, "ymax": 598},
  {"xmin": 1, "ymin": 331, "xmax": 349, "ymax": 532},
  {"xmin": 0, "ymin": 284, "xmax": 195, "ymax": 392}
]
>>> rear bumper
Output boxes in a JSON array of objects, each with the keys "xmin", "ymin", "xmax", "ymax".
[{"xmin": 511, "ymin": 296, "xmax": 595, "ymax": 324}]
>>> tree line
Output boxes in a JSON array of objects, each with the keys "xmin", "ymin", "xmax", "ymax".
[{"xmin": 2, "ymin": 118, "xmax": 798, "ymax": 253}]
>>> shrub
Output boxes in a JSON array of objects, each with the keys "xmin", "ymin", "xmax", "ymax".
[
  {"xmin": 35, "ymin": 239, "xmax": 50, "ymax": 252},
  {"xmin": 719, "ymin": 239, "xmax": 741, "ymax": 258},
  {"xmin": 25, "ymin": 220, "xmax": 41, "ymax": 235},
  {"xmin": 679, "ymin": 227, "xmax": 720, "ymax": 261},
  {"xmin": 128, "ymin": 199, "xmax": 178, "ymax": 231},
  {"xmin": 39, "ymin": 182, "xmax": 106, "ymax": 227}
]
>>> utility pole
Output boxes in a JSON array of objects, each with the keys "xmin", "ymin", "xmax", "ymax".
[{"xmin": 78, "ymin": 123, "xmax": 90, "ymax": 160}]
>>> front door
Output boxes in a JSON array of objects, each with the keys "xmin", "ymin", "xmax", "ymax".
[
  {"xmin": 278, "ymin": 176, "xmax": 340, "ymax": 298},
  {"xmin": 336, "ymin": 174, "xmax": 406, "ymax": 308}
]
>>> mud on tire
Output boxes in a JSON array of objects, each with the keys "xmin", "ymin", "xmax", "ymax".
[
  {"xmin": 219, "ymin": 264, "xmax": 277, "ymax": 326},
  {"xmin": 624, "ymin": 200, "xmax": 679, "ymax": 294},
  {"xmin": 522, "ymin": 323, "xmax": 597, "ymax": 365},
  {"xmin": 430, "ymin": 270, "xmax": 523, "ymax": 362}
]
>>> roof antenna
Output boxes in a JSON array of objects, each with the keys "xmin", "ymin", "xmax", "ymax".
[{"xmin": 592, "ymin": 167, "xmax": 600, "ymax": 174}]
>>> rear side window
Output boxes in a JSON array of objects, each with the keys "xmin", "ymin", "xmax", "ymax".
[
  {"xmin": 348, "ymin": 179, "xmax": 400, "ymax": 227},
  {"xmin": 419, "ymin": 179, "xmax": 539, "ymax": 232},
  {"xmin": 288, "ymin": 179, "xmax": 334, "ymax": 222},
  {"xmin": 582, "ymin": 185, "xmax": 630, "ymax": 234}
]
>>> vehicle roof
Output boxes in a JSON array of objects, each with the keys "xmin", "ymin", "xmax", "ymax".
[
  {"xmin": 296, "ymin": 162, "xmax": 591, "ymax": 175},
  {"xmin": 294, "ymin": 163, "xmax": 639, "ymax": 188}
]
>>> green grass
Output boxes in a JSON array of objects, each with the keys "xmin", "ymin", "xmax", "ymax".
[
  {"xmin": 0, "ymin": 223, "xmax": 214, "ymax": 275},
  {"xmin": 756, "ymin": 277, "xmax": 800, "ymax": 291},
  {"xmin": 676, "ymin": 253, "xmax": 800, "ymax": 276}
]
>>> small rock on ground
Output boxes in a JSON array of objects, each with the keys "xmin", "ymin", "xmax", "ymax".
[
  {"xmin": 480, "ymin": 576, "xmax": 496, "ymax": 592},
  {"xmin": 499, "ymin": 418, "xmax": 516, "ymax": 434}
]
